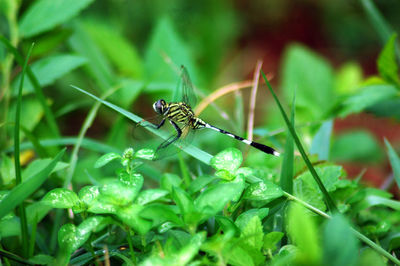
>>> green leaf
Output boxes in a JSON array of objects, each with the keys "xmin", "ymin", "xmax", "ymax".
[
  {"xmin": 310, "ymin": 120, "xmax": 333, "ymax": 161},
  {"xmin": 243, "ymin": 180, "xmax": 283, "ymax": 203},
  {"xmin": 134, "ymin": 148, "xmax": 155, "ymax": 160},
  {"xmin": 100, "ymin": 172, "xmax": 143, "ymax": 206},
  {"xmin": 140, "ymin": 204, "xmax": 182, "ymax": 228},
  {"xmin": 287, "ymin": 203, "xmax": 321, "ymax": 265},
  {"xmin": 22, "ymin": 159, "xmax": 68, "ymax": 181},
  {"xmin": 0, "ymin": 149, "xmax": 65, "ymax": 220},
  {"xmin": 58, "ymin": 216, "xmax": 111, "ymax": 258},
  {"xmin": 384, "ymin": 139, "xmax": 400, "ymax": 190},
  {"xmin": 281, "ymin": 44, "xmax": 334, "ymax": 120},
  {"xmin": 161, "ymin": 173, "xmax": 182, "ymax": 192},
  {"xmin": 144, "ymin": 16, "xmax": 198, "ymax": 90},
  {"xmin": 94, "ymin": 152, "xmax": 121, "ymax": 168},
  {"xmin": 83, "ymin": 19, "xmax": 143, "ymax": 78},
  {"xmin": 174, "ymin": 232, "xmax": 205, "ymax": 265},
  {"xmin": 331, "ymin": 131, "xmax": 383, "ymax": 163},
  {"xmin": 335, "ymin": 62, "xmax": 363, "ymax": 94},
  {"xmin": 19, "ymin": 0, "xmax": 94, "ymax": 37},
  {"xmin": 116, "ymin": 204, "xmax": 152, "ymax": 235},
  {"xmin": 171, "ymin": 187, "xmax": 195, "ymax": 219},
  {"xmin": 8, "ymin": 96, "xmax": 44, "ymax": 136},
  {"xmin": 78, "ymin": 186, "xmax": 116, "ymax": 214},
  {"xmin": 194, "ymin": 180, "xmax": 244, "ymax": 218},
  {"xmin": 240, "ymin": 216, "xmax": 264, "ymax": 250},
  {"xmin": 136, "ymin": 189, "xmax": 169, "ymax": 205},
  {"xmin": 0, "ymin": 154, "xmax": 15, "ymax": 186},
  {"xmin": 358, "ymin": 248, "xmax": 386, "ymax": 266},
  {"xmin": 42, "ymin": 188, "xmax": 80, "ymax": 209},
  {"xmin": 235, "ymin": 208, "xmax": 269, "ymax": 231},
  {"xmin": 29, "ymin": 254, "xmax": 54, "ymax": 265},
  {"xmin": 377, "ymin": 34, "xmax": 400, "ymax": 86},
  {"xmin": 227, "ymin": 244, "xmax": 256, "ymax": 266},
  {"xmin": 280, "ymin": 95, "xmax": 295, "ymax": 193},
  {"xmin": 210, "ymin": 148, "xmax": 243, "ymax": 173},
  {"xmin": 188, "ymin": 175, "xmax": 216, "ymax": 194},
  {"xmin": 323, "ymin": 214, "xmax": 359, "ymax": 266},
  {"xmin": 12, "ymin": 54, "xmax": 87, "ymax": 95},
  {"xmin": 339, "ymin": 84, "xmax": 398, "ymax": 117},
  {"xmin": 263, "ymin": 231, "xmax": 284, "ymax": 251}
]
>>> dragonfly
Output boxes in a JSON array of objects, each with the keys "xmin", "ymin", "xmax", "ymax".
[{"xmin": 143, "ymin": 66, "xmax": 279, "ymax": 159}]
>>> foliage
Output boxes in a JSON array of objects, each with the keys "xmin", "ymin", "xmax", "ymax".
[{"xmin": 1, "ymin": 0, "xmax": 400, "ymax": 265}]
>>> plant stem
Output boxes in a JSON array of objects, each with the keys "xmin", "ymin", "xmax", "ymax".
[{"xmin": 126, "ymin": 228, "xmax": 136, "ymax": 265}]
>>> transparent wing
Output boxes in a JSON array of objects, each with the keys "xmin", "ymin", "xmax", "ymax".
[
  {"xmin": 153, "ymin": 124, "xmax": 195, "ymax": 160},
  {"xmin": 172, "ymin": 65, "xmax": 197, "ymax": 107}
]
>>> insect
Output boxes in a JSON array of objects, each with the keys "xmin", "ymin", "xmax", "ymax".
[{"xmin": 144, "ymin": 66, "xmax": 279, "ymax": 159}]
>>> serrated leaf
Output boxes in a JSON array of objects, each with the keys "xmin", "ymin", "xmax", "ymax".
[
  {"xmin": 19, "ymin": 0, "xmax": 94, "ymax": 37},
  {"xmin": 243, "ymin": 180, "xmax": 283, "ymax": 203},
  {"xmin": 211, "ymin": 148, "xmax": 243, "ymax": 173},
  {"xmin": 241, "ymin": 216, "xmax": 264, "ymax": 250},
  {"xmin": 94, "ymin": 152, "xmax": 121, "ymax": 168},
  {"xmin": 12, "ymin": 54, "xmax": 87, "ymax": 95},
  {"xmin": 42, "ymin": 188, "xmax": 79, "ymax": 209},
  {"xmin": 377, "ymin": 34, "xmax": 400, "ymax": 86}
]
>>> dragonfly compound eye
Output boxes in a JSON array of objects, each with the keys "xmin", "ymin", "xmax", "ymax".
[{"xmin": 153, "ymin": 99, "xmax": 166, "ymax": 114}]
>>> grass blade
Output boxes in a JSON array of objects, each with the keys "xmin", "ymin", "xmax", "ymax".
[
  {"xmin": 71, "ymin": 85, "xmax": 212, "ymax": 164},
  {"xmin": 384, "ymin": 139, "xmax": 400, "ymax": 190},
  {"xmin": 14, "ymin": 43, "xmax": 34, "ymax": 257},
  {"xmin": 261, "ymin": 70, "xmax": 337, "ymax": 212},
  {"xmin": 0, "ymin": 148, "xmax": 65, "ymax": 220},
  {"xmin": 0, "ymin": 35, "xmax": 61, "ymax": 138},
  {"xmin": 280, "ymin": 94, "xmax": 295, "ymax": 194}
]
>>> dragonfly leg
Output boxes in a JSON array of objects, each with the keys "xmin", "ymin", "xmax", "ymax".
[{"xmin": 158, "ymin": 121, "xmax": 182, "ymax": 149}]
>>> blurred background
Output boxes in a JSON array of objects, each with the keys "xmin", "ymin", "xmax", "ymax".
[{"xmin": 2, "ymin": 0, "xmax": 400, "ymax": 192}]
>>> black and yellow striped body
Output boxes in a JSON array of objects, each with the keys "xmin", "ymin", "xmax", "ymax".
[{"xmin": 163, "ymin": 102, "xmax": 206, "ymax": 130}]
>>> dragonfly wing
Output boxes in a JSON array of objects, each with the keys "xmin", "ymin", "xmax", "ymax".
[
  {"xmin": 172, "ymin": 66, "xmax": 197, "ymax": 107},
  {"xmin": 153, "ymin": 124, "xmax": 193, "ymax": 160}
]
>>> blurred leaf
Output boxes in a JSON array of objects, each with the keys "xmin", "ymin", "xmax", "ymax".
[
  {"xmin": 19, "ymin": 0, "xmax": 94, "ymax": 38},
  {"xmin": 310, "ymin": 120, "xmax": 333, "ymax": 160},
  {"xmin": 339, "ymin": 84, "xmax": 398, "ymax": 117},
  {"xmin": 335, "ymin": 62, "xmax": 363, "ymax": 94},
  {"xmin": 116, "ymin": 204, "xmax": 152, "ymax": 235},
  {"xmin": 135, "ymin": 189, "xmax": 169, "ymax": 205},
  {"xmin": 384, "ymin": 139, "xmax": 400, "ymax": 190},
  {"xmin": 94, "ymin": 152, "xmax": 121, "ymax": 168},
  {"xmin": 161, "ymin": 173, "xmax": 182, "ymax": 192},
  {"xmin": 194, "ymin": 179, "xmax": 244, "ymax": 218},
  {"xmin": 287, "ymin": 203, "xmax": 321, "ymax": 265},
  {"xmin": 361, "ymin": 195, "xmax": 400, "ymax": 210},
  {"xmin": 227, "ymin": 245, "xmax": 256, "ymax": 266},
  {"xmin": 0, "ymin": 154, "xmax": 15, "ymax": 186},
  {"xmin": 12, "ymin": 54, "xmax": 87, "ymax": 95},
  {"xmin": 8, "ymin": 96, "xmax": 43, "ymax": 135},
  {"xmin": 140, "ymin": 204, "xmax": 182, "ymax": 227},
  {"xmin": 22, "ymin": 159, "xmax": 68, "ymax": 181},
  {"xmin": 113, "ymin": 78, "xmax": 144, "ymax": 108},
  {"xmin": 377, "ymin": 34, "xmax": 400, "ymax": 87},
  {"xmin": 0, "ymin": 149, "xmax": 64, "ymax": 220},
  {"xmin": 171, "ymin": 186, "xmax": 195, "ymax": 220},
  {"xmin": 331, "ymin": 131, "xmax": 383, "ymax": 163},
  {"xmin": 210, "ymin": 148, "xmax": 242, "ymax": 173},
  {"xmin": 243, "ymin": 180, "xmax": 283, "ymax": 203},
  {"xmin": 323, "ymin": 214, "xmax": 359, "ymax": 266},
  {"xmin": 367, "ymin": 97, "xmax": 400, "ymax": 120},
  {"xmin": 144, "ymin": 16, "xmax": 199, "ymax": 93},
  {"xmin": 358, "ymin": 248, "xmax": 386, "ymax": 266},
  {"xmin": 281, "ymin": 44, "xmax": 334, "ymax": 120},
  {"xmin": 68, "ymin": 22, "xmax": 115, "ymax": 90},
  {"xmin": 188, "ymin": 175, "xmax": 216, "ymax": 194},
  {"xmin": 263, "ymin": 231, "xmax": 284, "ymax": 251},
  {"xmin": 29, "ymin": 254, "xmax": 54, "ymax": 265},
  {"xmin": 42, "ymin": 188, "xmax": 80, "ymax": 209},
  {"xmin": 84, "ymin": 20, "xmax": 143, "ymax": 78},
  {"xmin": 235, "ymin": 208, "xmax": 269, "ymax": 231}
]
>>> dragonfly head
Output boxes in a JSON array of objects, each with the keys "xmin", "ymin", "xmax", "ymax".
[{"xmin": 153, "ymin": 99, "xmax": 167, "ymax": 115}]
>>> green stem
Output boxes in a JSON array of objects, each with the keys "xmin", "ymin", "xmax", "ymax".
[
  {"xmin": 28, "ymin": 216, "xmax": 38, "ymax": 258},
  {"xmin": 126, "ymin": 229, "xmax": 136, "ymax": 265}
]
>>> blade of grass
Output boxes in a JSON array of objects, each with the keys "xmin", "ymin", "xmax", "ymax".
[
  {"xmin": 280, "ymin": 93, "xmax": 295, "ymax": 194},
  {"xmin": 261, "ymin": 70, "xmax": 337, "ymax": 212},
  {"xmin": 71, "ymin": 85, "xmax": 212, "ymax": 164},
  {"xmin": 384, "ymin": 139, "xmax": 400, "ymax": 190},
  {"xmin": 0, "ymin": 35, "xmax": 61, "ymax": 138},
  {"xmin": 0, "ymin": 148, "xmax": 65, "ymax": 220},
  {"xmin": 0, "ymin": 249, "xmax": 35, "ymax": 265},
  {"xmin": 360, "ymin": 0, "xmax": 400, "ymax": 62},
  {"xmin": 14, "ymin": 43, "xmax": 34, "ymax": 257}
]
